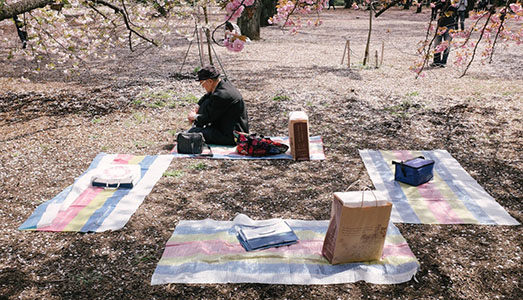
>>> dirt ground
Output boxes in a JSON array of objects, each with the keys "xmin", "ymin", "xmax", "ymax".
[{"xmin": 0, "ymin": 6, "xmax": 522, "ymax": 300}]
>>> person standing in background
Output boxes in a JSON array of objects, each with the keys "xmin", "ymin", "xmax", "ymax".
[
  {"xmin": 328, "ymin": 0, "xmax": 336, "ymax": 10},
  {"xmin": 430, "ymin": 0, "xmax": 458, "ymax": 68},
  {"xmin": 457, "ymin": 0, "xmax": 468, "ymax": 30}
]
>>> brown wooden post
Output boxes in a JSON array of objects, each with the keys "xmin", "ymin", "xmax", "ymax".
[
  {"xmin": 347, "ymin": 40, "xmax": 351, "ymax": 67},
  {"xmin": 341, "ymin": 41, "xmax": 347, "ymax": 65},
  {"xmin": 380, "ymin": 40, "xmax": 384, "ymax": 67},
  {"xmin": 199, "ymin": 27, "xmax": 206, "ymax": 65},
  {"xmin": 375, "ymin": 50, "xmax": 379, "ymax": 68},
  {"xmin": 341, "ymin": 40, "xmax": 351, "ymax": 68},
  {"xmin": 194, "ymin": 23, "xmax": 204, "ymax": 67}
]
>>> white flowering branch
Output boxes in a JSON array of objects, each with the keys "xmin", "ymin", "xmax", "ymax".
[{"xmin": 87, "ymin": 0, "xmax": 158, "ymax": 50}]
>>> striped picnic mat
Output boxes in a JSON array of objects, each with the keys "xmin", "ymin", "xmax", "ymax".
[
  {"xmin": 19, "ymin": 153, "xmax": 173, "ymax": 232},
  {"xmin": 151, "ymin": 215, "xmax": 419, "ymax": 285},
  {"xmin": 359, "ymin": 150, "xmax": 519, "ymax": 225},
  {"xmin": 171, "ymin": 136, "xmax": 326, "ymax": 160}
]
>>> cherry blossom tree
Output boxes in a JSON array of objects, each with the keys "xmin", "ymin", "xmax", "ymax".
[
  {"xmin": 371, "ymin": 0, "xmax": 522, "ymax": 77},
  {"xmin": 268, "ymin": 0, "xmax": 328, "ymax": 34},
  {"xmin": 0, "ymin": 0, "xmax": 264, "ymax": 71},
  {"xmin": 1, "ymin": 0, "xmax": 521, "ymax": 77},
  {"xmin": 0, "ymin": 0, "xmax": 329, "ymax": 73},
  {"xmin": 412, "ymin": 1, "xmax": 523, "ymax": 77},
  {"xmin": 0, "ymin": 0, "xmax": 171, "ymax": 71}
]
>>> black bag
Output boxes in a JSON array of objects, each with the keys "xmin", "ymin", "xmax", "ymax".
[{"xmin": 176, "ymin": 132, "xmax": 212, "ymax": 156}]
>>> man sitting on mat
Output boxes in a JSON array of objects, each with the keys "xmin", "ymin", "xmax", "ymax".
[{"xmin": 187, "ymin": 65, "xmax": 249, "ymax": 145}]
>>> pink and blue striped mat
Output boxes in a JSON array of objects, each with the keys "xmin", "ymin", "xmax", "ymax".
[
  {"xmin": 171, "ymin": 136, "xmax": 326, "ymax": 160},
  {"xmin": 151, "ymin": 215, "xmax": 419, "ymax": 285},
  {"xmin": 19, "ymin": 153, "xmax": 173, "ymax": 232},
  {"xmin": 359, "ymin": 150, "xmax": 519, "ymax": 225}
]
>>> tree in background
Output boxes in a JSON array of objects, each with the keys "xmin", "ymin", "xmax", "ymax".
[
  {"xmin": 412, "ymin": 1, "xmax": 523, "ymax": 77},
  {"xmin": 371, "ymin": 0, "xmax": 522, "ymax": 76},
  {"xmin": 237, "ymin": 0, "xmax": 261, "ymax": 40},
  {"xmin": 0, "ymin": 0, "xmax": 170, "ymax": 71},
  {"xmin": 0, "ymin": 0, "xmax": 328, "ymax": 70},
  {"xmin": 1, "ymin": 0, "xmax": 521, "ymax": 77},
  {"xmin": 267, "ymin": 0, "xmax": 328, "ymax": 33}
]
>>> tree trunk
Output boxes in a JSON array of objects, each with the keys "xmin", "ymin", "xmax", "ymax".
[
  {"xmin": 344, "ymin": 0, "xmax": 352, "ymax": 8},
  {"xmin": 0, "ymin": 0, "xmax": 53, "ymax": 21},
  {"xmin": 202, "ymin": 3, "xmax": 214, "ymax": 65},
  {"xmin": 238, "ymin": 0, "xmax": 261, "ymax": 40},
  {"xmin": 260, "ymin": 0, "xmax": 277, "ymax": 26}
]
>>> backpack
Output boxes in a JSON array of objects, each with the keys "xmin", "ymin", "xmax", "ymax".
[{"xmin": 234, "ymin": 131, "xmax": 289, "ymax": 156}]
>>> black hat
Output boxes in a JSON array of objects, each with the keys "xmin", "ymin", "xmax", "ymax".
[{"xmin": 196, "ymin": 65, "xmax": 220, "ymax": 81}]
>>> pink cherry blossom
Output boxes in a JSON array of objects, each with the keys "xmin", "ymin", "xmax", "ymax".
[
  {"xmin": 231, "ymin": 38, "xmax": 245, "ymax": 52},
  {"xmin": 510, "ymin": 3, "xmax": 522, "ymax": 14},
  {"xmin": 435, "ymin": 41, "xmax": 449, "ymax": 53},
  {"xmin": 225, "ymin": 2, "xmax": 245, "ymax": 22}
]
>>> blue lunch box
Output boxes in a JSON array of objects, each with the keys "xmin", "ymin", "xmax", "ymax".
[{"xmin": 392, "ymin": 156, "xmax": 435, "ymax": 186}]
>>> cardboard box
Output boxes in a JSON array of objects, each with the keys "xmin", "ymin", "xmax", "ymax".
[{"xmin": 288, "ymin": 111, "xmax": 310, "ymax": 160}]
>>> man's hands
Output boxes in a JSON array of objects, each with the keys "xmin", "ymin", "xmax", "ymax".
[{"xmin": 187, "ymin": 106, "xmax": 199, "ymax": 124}]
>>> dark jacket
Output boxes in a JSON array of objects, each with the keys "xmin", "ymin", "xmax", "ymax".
[
  {"xmin": 195, "ymin": 79, "xmax": 249, "ymax": 145},
  {"xmin": 436, "ymin": 1, "xmax": 458, "ymax": 28}
]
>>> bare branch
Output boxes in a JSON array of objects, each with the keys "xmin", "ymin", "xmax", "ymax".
[
  {"xmin": 128, "ymin": 30, "xmax": 133, "ymax": 51},
  {"xmin": 458, "ymin": 12, "xmax": 487, "ymax": 48},
  {"xmin": 0, "ymin": 0, "xmax": 54, "ymax": 21},
  {"xmin": 121, "ymin": 0, "xmax": 138, "ymax": 28},
  {"xmin": 415, "ymin": 28, "xmax": 440, "ymax": 79},
  {"xmin": 375, "ymin": 0, "xmax": 402, "ymax": 18},
  {"xmin": 459, "ymin": 11, "xmax": 493, "ymax": 78},
  {"xmin": 489, "ymin": 2, "xmax": 510, "ymax": 63},
  {"xmin": 88, "ymin": 3, "xmax": 109, "ymax": 21}
]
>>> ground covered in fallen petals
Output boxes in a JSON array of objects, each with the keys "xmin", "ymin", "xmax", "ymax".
[{"xmin": 0, "ymin": 7, "xmax": 522, "ymax": 300}]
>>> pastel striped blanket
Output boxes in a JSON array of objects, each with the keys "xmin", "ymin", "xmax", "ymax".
[
  {"xmin": 171, "ymin": 136, "xmax": 326, "ymax": 160},
  {"xmin": 19, "ymin": 153, "xmax": 173, "ymax": 232},
  {"xmin": 151, "ymin": 215, "xmax": 419, "ymax": 285},
  {"xmin": 359, "ymin": 150, "xmax": 519, "ymax": 225}
]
